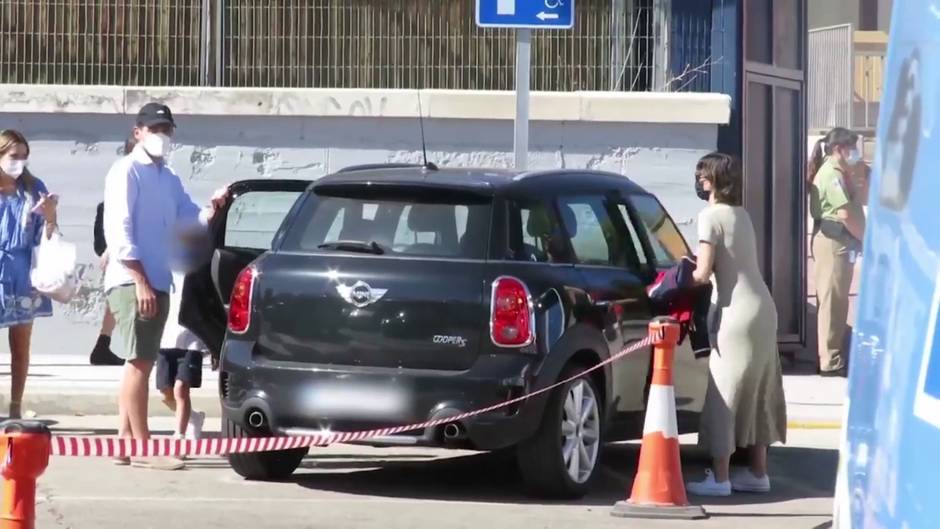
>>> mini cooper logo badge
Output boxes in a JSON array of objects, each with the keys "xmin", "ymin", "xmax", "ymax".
[{"xmin": 336, "ymin": 281, "xmax": 387, "ymax": 308}]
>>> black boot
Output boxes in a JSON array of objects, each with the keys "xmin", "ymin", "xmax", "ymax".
[{"xmin": 90, "ymin": 335, "xmax": 124, "ymax": 366}]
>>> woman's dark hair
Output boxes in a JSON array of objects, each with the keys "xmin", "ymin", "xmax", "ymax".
[
  {"xmin": 123, "ymin": 132, "xmax": 137, "ymax": 154},
  {"xmin": 807, "ymin": 127, "xmax": 859, "ymax": 185},
  {"xmin": 696, "ymin": 152, "xmax": 742, "ymax": 205}
]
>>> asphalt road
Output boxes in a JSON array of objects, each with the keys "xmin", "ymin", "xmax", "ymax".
[{"xmin": 35, "ymin": 416, "xmax": 838, "ymax": 529}]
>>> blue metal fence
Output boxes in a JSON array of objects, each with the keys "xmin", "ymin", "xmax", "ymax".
[{"xmin": 669, "ymin": 0, "xmax": 714, "ymax": 92}]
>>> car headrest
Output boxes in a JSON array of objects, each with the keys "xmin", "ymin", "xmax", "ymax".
[
  {"xmin": 407, "ymin": 205, "xmax": 450, "ymax": 233},
  {"xmin": 526, "ymin": 206, "xmax": 554, "ymax": 238},
  {"xmin": 560, "ymin": 204, "xmax": 577, "ymax": 238}
]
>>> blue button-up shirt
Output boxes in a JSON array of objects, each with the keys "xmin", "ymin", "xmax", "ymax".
[{"xmin": 103, "ymin": 145, "xmax": 207, "ymax": 293}]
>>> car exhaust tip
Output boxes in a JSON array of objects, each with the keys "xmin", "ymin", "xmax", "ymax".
[
  {"xmin": 247, "ymin": 409, "xmax": 267, "ymax": 429},
  {"xmin": 443, "ymin": 423, "xmax": 466, "ymax": 441}
]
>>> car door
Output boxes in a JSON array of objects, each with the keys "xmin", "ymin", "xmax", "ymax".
[
  {"xmin": 179, "ymin": 179, "xmax": 310, "ymax": 356},
  {"xmin": 617, "ymin": 192, "xmax": 710, "ymax": 420},
  {"xmin": 555, "ymin": 192, "xmax": 654, "ymax": 426}
]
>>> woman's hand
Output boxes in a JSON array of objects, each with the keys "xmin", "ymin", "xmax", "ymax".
[
  {"xmin": 98, "ymin": 250, "xmax": 109, "ymax": 271},
  {"xmin": 32, "ymin": 192, "xmax": 58, "ymax": 223}
]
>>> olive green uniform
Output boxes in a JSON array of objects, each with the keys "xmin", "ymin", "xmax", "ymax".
[{"xmin": 810, "ymin": 158, "xmax": 864, "ymax": 373}]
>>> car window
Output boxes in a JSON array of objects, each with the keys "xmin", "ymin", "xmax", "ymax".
[
  {"xmin": 618, "ymin": 205, "xmax": 649, "ymax": 266},
  {"xmin": 557, "ymin": 196, "xmax": 625, "ymax": 267},
  {"xmin": 628, "ymin": 194, "xmax": 689, "ymax": 266},
  {"xmin": 224, "ymin": 191, "xmax": 303, "ymax": 250},
  {"xmin": 507, "ymin": 199, "xmax": 571, "ymax": 263},
  {"xmin": 281, "ymin": 191, "xmax": 490, "ymax": 259}
]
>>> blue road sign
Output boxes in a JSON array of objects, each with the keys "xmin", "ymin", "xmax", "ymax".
[{"xmin": 476, "ymin": 0, "xmax": 575, "ymax": 29}]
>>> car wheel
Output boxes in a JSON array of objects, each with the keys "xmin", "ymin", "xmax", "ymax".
[
  {"xmin": 517, "ymin": 366, "xmax": 603, "ymax": 499},
  {"xmin": 224, "ymin": 417, "xmax": 308, "ymax": 481}
]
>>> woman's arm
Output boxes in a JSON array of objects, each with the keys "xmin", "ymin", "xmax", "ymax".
[
  {"xmin": 837, "ymin": 206, "xmax": 866, "ymax": 241},
  {"xmin": 692, "ymin": 242, "xmax": 715, "ymax": 285}
]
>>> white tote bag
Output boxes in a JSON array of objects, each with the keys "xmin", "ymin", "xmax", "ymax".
[{"xmin": 30, "ymin": 231, "xmax": 79, "ymax": 304}]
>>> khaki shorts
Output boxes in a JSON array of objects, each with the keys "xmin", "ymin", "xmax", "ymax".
[{"xmin": 107, "ymin": 285, "xmax": 170, "ymax": 363}]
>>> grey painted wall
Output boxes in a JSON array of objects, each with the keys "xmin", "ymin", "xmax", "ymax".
[{"xmin": 2, "ymin": 112, "xmax": 717, "ymax": 357}]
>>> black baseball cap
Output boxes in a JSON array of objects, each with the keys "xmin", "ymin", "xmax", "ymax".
[{"xmin": 136, "ymin": 102, "xmax": 175, "ymax": 128}]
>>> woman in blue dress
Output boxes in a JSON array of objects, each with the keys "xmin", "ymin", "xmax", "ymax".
[{"xmin": 0, "ymin": 130, "xmax": 58, "ymax": 419}]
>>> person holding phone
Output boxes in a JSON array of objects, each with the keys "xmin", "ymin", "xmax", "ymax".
[{"xmin": 0, "ymin": 129, "xmax": 58, "ymax": 418}]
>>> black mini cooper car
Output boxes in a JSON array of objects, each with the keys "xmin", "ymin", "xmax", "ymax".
[{"xmin": 181, "ymin": 164, "xmax": 709, "ymax": 498}]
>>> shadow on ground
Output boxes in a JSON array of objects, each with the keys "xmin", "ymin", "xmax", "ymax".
[{"xmin": 268, "ymin": 442, "xmax": 840, "ymax": 508}]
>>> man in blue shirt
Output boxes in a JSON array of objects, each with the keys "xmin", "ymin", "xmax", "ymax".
[{"xmin": 104, "ymin": 102, "xmax": 227, "ymax": 469}]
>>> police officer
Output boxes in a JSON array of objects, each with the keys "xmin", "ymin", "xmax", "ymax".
[{"xmin": 808, "ymin": 127, "xmax": 867, "ymax": 377}]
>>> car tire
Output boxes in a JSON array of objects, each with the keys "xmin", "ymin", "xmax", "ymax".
[
  {"xmin": 224, "ymin": 417, "xmax": 308, "ymax": 481},
  {"xmin": 517, "ymin": 366, "xmax": 604, "ymax": 499}
]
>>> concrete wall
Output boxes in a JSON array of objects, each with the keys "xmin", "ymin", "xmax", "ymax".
[{"xmin": 0, "ymin": 85, "xmax": 730, "ymax": 357}]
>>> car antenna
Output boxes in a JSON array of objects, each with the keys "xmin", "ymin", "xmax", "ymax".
[{"xmin": 416, "ymin": 89, "xmax": 438, "ymax": 171}]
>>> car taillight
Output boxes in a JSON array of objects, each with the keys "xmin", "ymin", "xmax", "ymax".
[
  {"xmin": 227, "ymin": 266, "xmax": 256, "ymax": 334},
  {"xmin": 490, "ymin": 276, "xmax": 535, "ymax": 348}
]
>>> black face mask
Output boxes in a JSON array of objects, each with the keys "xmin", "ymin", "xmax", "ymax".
[{"xmin": 694, "ymin": 178, "xmax": 710, "ymax": 201}]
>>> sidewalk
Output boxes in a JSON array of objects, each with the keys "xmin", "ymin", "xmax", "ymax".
[
  {"xmin": 1, "ymin": 355, "xmax": 218, "ymax": 417},
  {"xmin": 2, "ymin": 354, "xmax": 846, "ymax": 429}
]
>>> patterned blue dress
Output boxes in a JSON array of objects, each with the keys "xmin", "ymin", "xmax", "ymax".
[{"xmin": 0, "ymin": 178, "xmax": 52, "ymax": 327}]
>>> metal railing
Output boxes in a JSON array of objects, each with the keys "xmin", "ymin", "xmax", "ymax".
[
  {"xmin": 0, "ymin": 0, "xmax": 206, "ymax": 86},
  {"xmin": 0, "ymin": 0, "xmax": 685, "ymax": 93},
  {"xmin": 808, "ymin": 24, "xmax": 854, "ymax": 132}
]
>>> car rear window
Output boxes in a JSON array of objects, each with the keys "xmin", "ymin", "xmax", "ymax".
[{"xmin": 280, "ymin": 187, "xmax": 492, "ymax": 260}]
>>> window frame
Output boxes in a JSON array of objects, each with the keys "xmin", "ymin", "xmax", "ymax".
[{"xmin": 618, "ymin": 191, "xmax": 691, "ymax": 270}]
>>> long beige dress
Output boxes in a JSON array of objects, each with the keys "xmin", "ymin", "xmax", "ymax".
[{"xmin": 697, "ymin": 204, "xmax": 787, "ymax": 458}]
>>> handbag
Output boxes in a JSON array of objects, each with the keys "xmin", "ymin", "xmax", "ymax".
[{"xmin": 30, "ymin": 230, "xmax": 79, "ymax": 303}]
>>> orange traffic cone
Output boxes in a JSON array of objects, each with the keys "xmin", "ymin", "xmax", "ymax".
[{"xmin": 611, "ymin": 317, "xmax": 706, "ymax": 520}]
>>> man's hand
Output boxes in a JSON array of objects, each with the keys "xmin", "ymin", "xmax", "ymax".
[
  {"xmin": 135, "ymin": 279, "xmax": 158, "ymax": 319},
  {"xmin": 98, "ymin": 250, "xmax": 109, "ymax": 271},
  {"xmin": 206, "ymin": 186, "xmax": 231, "ymax": 223}
]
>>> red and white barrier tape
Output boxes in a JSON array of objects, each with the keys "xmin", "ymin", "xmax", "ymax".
[{"xmin": 52, "ymin": 335, "xmax": 653, "ymax": 458}]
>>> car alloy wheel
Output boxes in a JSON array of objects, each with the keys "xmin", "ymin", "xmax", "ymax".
[{"xmin": 560, "ymin": 379, "xmax": 600, "ymax": 484}]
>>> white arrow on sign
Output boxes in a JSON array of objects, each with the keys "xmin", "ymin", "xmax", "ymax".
[{"xmin": 536, "ymin": 11, "xmax": 559, "ymax": 20}]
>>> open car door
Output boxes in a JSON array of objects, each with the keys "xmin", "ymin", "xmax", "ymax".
[{"xmin": 179, "ymin": 179, "xmax": 310, "ymax": 357}]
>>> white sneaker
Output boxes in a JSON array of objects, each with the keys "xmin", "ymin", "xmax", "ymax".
[
  {"xmin": 731, "ymin": 468, "xmax": 771, "ymax": 493},
  {"xmin": 186, "ymin": 411, "xmax": 205, "ymax": 441},
  {"xmin": 686, "ymin": 469, "xmax": 732, "ymax": 497}
]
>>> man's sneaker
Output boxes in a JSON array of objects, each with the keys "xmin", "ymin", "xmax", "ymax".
[
  {"xmin": 186, "ymin": 411, "xmax": 205, "ymax": 441},
  {"xmin": 730, "ymin": 468, "xmax": 771, "ymax": 493},
  {"xmin": 686, "ymin": 469, "xmax": 732, "ymax": 497}
]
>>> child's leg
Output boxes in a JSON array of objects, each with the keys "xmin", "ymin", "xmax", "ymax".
[
  {"xmin": 161, "ymin": 389, "xmax": 176, "ymax": 412},
  {"xmin": 173, "ymin": 381, "xmax": 192, "ymax": 437}
]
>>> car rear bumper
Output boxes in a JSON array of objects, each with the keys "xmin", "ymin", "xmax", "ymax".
[{"xmin": 218, "ymin": 338, "xmax": 551, "ymax": 451}]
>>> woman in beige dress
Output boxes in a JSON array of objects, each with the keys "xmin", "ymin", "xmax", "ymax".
[{"xmin": 685, "ymin": 152, "xmax": 788, "ymax": 497}]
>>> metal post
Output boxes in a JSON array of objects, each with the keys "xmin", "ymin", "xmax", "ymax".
[{"xmin": 514, "ymin": 29, "xmax": 531, "ymax": 170}]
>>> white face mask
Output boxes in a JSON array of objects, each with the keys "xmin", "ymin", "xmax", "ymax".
[
  {"xmin": 142, "ymin": 132, "xmax": 171, "ymax": 158},
  {"xmin": 0, "ymin": 159, "xmax": 26, "ymax": 179},
  {"xmin": 845, "ymin": 149, "xmax": 862, "ymax": 165}
]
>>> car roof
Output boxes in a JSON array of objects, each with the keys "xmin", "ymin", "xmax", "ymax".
[{"xmin": 312, "ymin": 165, "xmax": 650, "ymax": 196}]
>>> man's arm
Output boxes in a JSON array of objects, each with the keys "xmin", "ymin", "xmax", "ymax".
[{"xmin": 103, "ymin": 161, "xmax": 158, "ymax": 318}]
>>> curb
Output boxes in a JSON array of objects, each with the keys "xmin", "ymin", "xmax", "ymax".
[
  {"xmin": 1, "ymin": 392, "xmax": 222, "ymax": 418},
  {"xmin": 786, "ymin": 420, "xmax": 843, "ymax": 430}
]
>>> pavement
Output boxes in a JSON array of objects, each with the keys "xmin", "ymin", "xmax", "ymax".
[
  {"xmin": 1, "ymin": 354, "xmax": 847, "ymax": 429},
  {"xmin": 34, "ymin": 414, "xmax": 839, "ymax": 529}
]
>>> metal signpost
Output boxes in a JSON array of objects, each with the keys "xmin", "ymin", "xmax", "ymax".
[{"xmin": 476, "ymin": 0, "xmax": 575, "ymax": 170}]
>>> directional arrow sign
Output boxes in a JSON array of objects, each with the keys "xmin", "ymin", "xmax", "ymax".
[{"xmin": 476, "ymin": 0, "xmax": 575, "ymax": 29}]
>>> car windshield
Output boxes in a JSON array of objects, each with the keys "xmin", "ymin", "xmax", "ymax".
[{"xmin": 280, "ymin": 187, "xmax": 492, "ymax": 260}]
